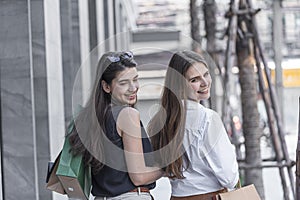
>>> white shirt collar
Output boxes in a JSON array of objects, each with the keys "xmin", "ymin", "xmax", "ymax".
[{"xmin": 184, "ymin": 99, "xmax": 202, "ymax": 110}]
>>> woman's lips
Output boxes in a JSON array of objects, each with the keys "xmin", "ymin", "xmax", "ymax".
[
  {"xmin": 127, "ymin": 94, "xmax": 137, "ymax": 100},
  {"xmin": 197, "ymin": 89, "xmax": 208, "ymax": 94}
]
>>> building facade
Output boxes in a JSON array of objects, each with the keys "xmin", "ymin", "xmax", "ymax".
[{"xmin": 0, "ymin": 0, "xmax": 136, "ymax": 199}]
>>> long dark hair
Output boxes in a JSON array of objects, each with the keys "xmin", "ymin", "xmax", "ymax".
[
  {"xmin": 148, "ymin": 50, "xmax": 208, "ymax": 179},
  {"xmin": 68, "ymin": 51, "xmax": 137, "ymax": 173}
]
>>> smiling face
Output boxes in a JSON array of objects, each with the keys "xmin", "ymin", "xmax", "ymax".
[
  {"xmin": 184, "ymin": 62, "xmax": 212, "ymax": 102},
  {"xmin": 102, "ymin": 67, "xmax": 139, "ymax": 106}
]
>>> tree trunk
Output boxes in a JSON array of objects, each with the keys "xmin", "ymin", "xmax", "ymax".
[
  {"xmin": 203, "ymin": 0, "xmax": 216, "ymax": 54},
  {"xmin": 296, "ymin": 97, "xmax": 300, "ymax": 199},
  {"xmin": 190, "ymin": 0, "xmax": 201, "ymax": 51},
  {"xmin": 236, "ymin": 0, "xmax": 265, "ymax": 198},
  {"xmin": 203, "ymin": 0, "xmax": 217, "ymax": 110}
]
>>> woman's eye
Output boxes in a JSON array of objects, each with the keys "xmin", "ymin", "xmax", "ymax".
[{"xmin": 119, "ymin": 82, "xmax": 127, "ymax": 85}]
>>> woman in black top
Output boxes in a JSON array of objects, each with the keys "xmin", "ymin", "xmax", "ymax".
[{"xmin": 68, "ymin": 51, "xmax": 163, "ymax": 199}]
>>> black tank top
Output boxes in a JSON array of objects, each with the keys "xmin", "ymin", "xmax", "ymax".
[{"xmin": 91, "ymin": 105, "xmax": 156, "ymax": 197}]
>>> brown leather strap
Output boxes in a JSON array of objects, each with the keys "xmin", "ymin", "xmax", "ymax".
[
  {"xmin": 129, "ymin": 187, "xmax": 150, "ymax": 193},
  {"xmin": 171, "ymin": 188, "xmax": 227, "ymax": 200}
]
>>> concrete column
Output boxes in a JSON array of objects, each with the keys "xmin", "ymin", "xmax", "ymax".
[
  {"xmin": 79, "ymin": 0, "xmax": 92, "ymax": 104},
  {"xmin": 96, "ymin": 0, "xmax": 105, "ymax": 54},
  {"xmin": 106, "ymin": 0, "xmax": 116, "ymax": 51},
  {"xmin": 0, "ymin": 0, "xmax": 51, "ymax": 199},
  {"xmin": 60, "ymin": 0, "xmax": 82, "ymax": 122},
  {"xmin": 44, "ymin": 0, "xmax": 67, "ymax": 199},
  {"xmin": 88, "ymin": 0, "xmax": 98, "ymax": 52},
  {"xmin": 87, "ymin": 0, "xmax": 100, "ymax": 88}
]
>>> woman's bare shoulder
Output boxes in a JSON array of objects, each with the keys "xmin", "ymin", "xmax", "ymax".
[
  {"xmin": 119, "ymin": 106, "xmax": 139, "ymax": 118},
  {"xmin": 117, "ymin": 107, "xmax": 140, "ymax": 131}
]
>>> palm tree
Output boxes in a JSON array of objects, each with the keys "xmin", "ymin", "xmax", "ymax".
[
  {"xmin": 203, "ymin": 0, "xmax": 218, "ymax": 110},
  {"xmin": 190, "ymin": 0, "xmax": 201, "ymax": 51},
  {"xmin": 297, "ymin": 100, "xmax": 300, "ymax": 199},
  {"xmin": 236, "ymin": 0, "xmax": 265, "ymax": 198}
]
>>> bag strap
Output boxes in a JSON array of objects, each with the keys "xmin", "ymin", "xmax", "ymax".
[{"xmin": 235, "ymin": 179, "xmax": 242, "ymax": 189}]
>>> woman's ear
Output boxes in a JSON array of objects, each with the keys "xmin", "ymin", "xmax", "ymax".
[{"xmin": 101, "ymin": 80, "xmax": 111, "ymax": 93}]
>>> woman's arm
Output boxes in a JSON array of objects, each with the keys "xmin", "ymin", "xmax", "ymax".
[
  {"xmin": 203, "ymin": 111, "xmax": 239, "ymax": 189},
  {"xmin": 117, "ymin": 107, "xmax": 164, "ymax": 186}
]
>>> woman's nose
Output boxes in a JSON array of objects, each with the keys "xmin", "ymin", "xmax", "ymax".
[
  {"xmin": 200, "ymin": 78, "xmax": 208, "ymax": 87},
  {"xmin": 128, "ymin": 81, "xmax": 138, "ymax": 91}
]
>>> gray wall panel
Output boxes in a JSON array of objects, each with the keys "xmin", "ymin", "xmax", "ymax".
[
  {"xmin": 0, "ymin": 1, "xmax": 35, "ymax": 199},
  {"xmin": 30, "ymin": 0, "xmax": 51, "ymax": 199},
  {"xmin": 0, "ymin": 0, "xmax": 51, "ymax": 199},
  {"xmin": 60, "ymin": 0, "xmax": 81, "ymax": 122}
]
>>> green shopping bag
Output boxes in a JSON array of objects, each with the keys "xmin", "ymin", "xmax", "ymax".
[
  {"xmin": 56, "ymin": 136, "xmax": 91, "ymax": 200},
  {"xmin": 46, "ymin": 152, "xmax": 66, "ymax": 194}
]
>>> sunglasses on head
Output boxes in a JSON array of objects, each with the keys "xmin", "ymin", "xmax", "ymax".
[{"xmin": 107, "ymin": 51, "xmax": 133, "ymax": 63}]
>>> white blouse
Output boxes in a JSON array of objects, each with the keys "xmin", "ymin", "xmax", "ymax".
[{"xmin": 170, "ymin": 100, "xmax": 239, "ymax": 197}]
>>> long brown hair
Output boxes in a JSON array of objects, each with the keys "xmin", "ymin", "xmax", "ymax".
[
  {"xmin": 148, "ymin": 50, "xmax": 208, "ymax": 179},
  {"xmin": 68, "ymin": 51, "xmax": 137, "ymax": 173}
]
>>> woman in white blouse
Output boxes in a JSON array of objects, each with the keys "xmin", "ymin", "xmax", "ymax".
[{"xmin": 148, "ymin": 50, "xmax": 239, "ymax": 200}]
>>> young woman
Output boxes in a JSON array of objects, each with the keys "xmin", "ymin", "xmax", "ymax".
[
  {"xmin": 68, "ymin": 51, "xmax": 163, "ymax": 199},
  {"xmin": 148, "ymin": 50, "xmax": 239, "ymax": 200}
]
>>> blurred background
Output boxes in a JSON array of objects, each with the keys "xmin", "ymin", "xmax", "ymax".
[{"xmin": 0, "ymin": 0, "xmax": 299, "ymax": 199}]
